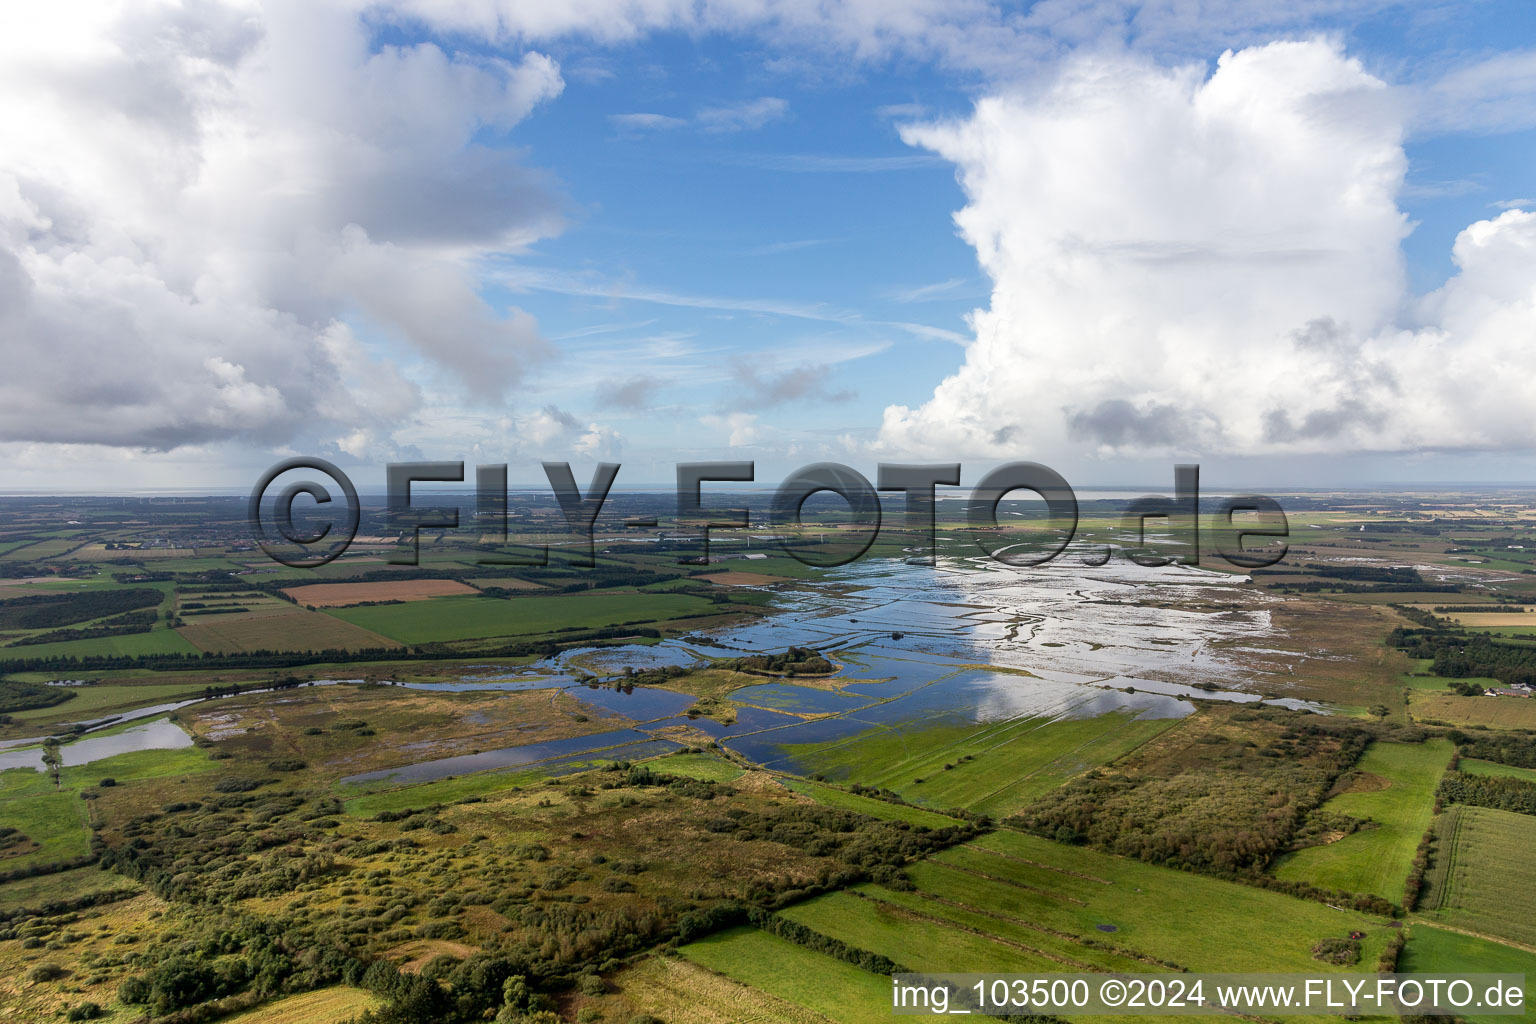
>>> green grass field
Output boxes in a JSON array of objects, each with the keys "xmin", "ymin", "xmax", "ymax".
[
  {"xmin": 328, "ymin": 592, "xmax": 714, "ymax": 644},
  {"xmin": 6, "ymin": 681, "xmax": 209, "ymax": 722},
  {"xmin": 679, "ymin": 926, "xmax": 895, "ymax": 1024},
  {"xmin": 0, "ymin": 626, "xmax": 198, "ymax": 662},
  {"xmin": 1421, "ymin": 804, "xmax": 1536, "ymax": 947},
  {"xmin": 0, "ymin": 742, "xmax": 213, "ymax": 870},
  {"xmin": 1272, "ymin": 739, "xmax": 1453, "ymax": 900},
  {"xmin": 655, "ymin": 751, "xmax": 745, "ymax": 782},
  {"xmin": 780, "ymin": 778, "xmax": 966, "ymax": 827},
  {"xmin": 781, "ymin": 710, "xmax": 1181, "ymax": 817},
  {"xmin": 340, "ymin": 766, "xmax": 549, "ymax": 817},
  {"xmin": 1399, "ymin": 925, "xmax": 1536, "ymax": 1024},
  {"xmin": 1460, "ymin": 757, "xmax": 1536, "ymax": 782},
  {"xmin": 869, "ymin": 829, "xmax": 1395, "ymax": 974}
]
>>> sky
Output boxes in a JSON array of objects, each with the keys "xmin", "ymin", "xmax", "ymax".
[{"xmin": 1, "ymin": 0, "xmax": 1535, "ymax": 493}]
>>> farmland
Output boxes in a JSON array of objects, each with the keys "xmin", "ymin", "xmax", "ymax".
[
  {"xmin": 1272, "ymin": 739, "xmax": 1452, "ymax": 899},
  {"xmin": 1410, "ymin": 691, "xmax": 1536, "ymax": 729},
  {"xmin": 1420, "ymin": 804, "xmax": 1536, "ymax": 946},
  {"xmin": 281, "ymin": 579, "xmax": 480, "ymax": 607},
  {"xmin": 177, "ymin": 607, "xmax": 401, "ymax": 653},
  {"xmin": 328, "ymin": 592, "xmax": 715, "ymax": 643}
]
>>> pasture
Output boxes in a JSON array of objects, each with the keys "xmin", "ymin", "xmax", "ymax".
[
  {"xmin": 1272, "ymin": 739, "xmax": 1452, "ymax": 900},
  {"xmin": 679, "ymin": 926, "xmax": 895, "ymax": 1024},
  {"xmin": 329, "ymin": 592, "xmax": 714, "ymax": 644},
  {"xmin": 1399, "ymin": 926, "xmax": 1536, "ymax": 1024},
  {"xmin": 781, "ymin": 710, "xmax": 1182, "ymax": 817},
  {"xmin": 4, "ymin": 682, "xmax": 210, "ymax": 723},
  {"xmin": 580, "ymin": 953, "xmax": 833, "ymax": 1024},
  {"xmin": 1460, "ymin": 757, "xmax": 1536, "ymax": 782},
  {"xmin": 836, "ymin": 828, "xmax": 1396, "ymax": 975},
  {"xmin": 781, "ymin": 778, "xmax": 966, "ymax": 827}
]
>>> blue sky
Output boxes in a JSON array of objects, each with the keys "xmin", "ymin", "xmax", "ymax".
[{"xmin": 3, "ymin": 1, "xmax": 1536, "ymax": 491}]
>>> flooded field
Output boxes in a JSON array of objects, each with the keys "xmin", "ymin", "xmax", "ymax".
[{"xmin": 10, "ymin": 555, "xmax": 1321, "ymax": 788}]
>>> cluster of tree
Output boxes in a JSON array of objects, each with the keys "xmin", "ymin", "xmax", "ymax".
[
  {"xmin": 0, "ymin": 626, "xmax": 664, "ymax": 672},
  {"xmin": 1448, "ymin": 729, "xmax": 1536, "ymax": 769},
  {"xmin": 86, "ymin": 750, "xmax": 989, "ymax": 1023},
  {"xmin": 1403, "ymin": 818, "xmax": 1439, "ymax": 911},
  {"xmin": 1391, "ymin": 629, "xmax": 1536, "ymax": 686},
  {"xmin": 1433, "ymin": 604, "xmax": 1527, "ymax": 613},
  {"xmin": 1302, "ymin": 564, "xmax": 1428, "ymax": 583},
  {"xmin": 116, "ymin": 918, "xmax": 360, "ymax": 1018},
  {"xmin": 747, "ymin": 906, "xmax": 908, "ymax": 974},
  {"xmin": 1271, "ymin": 581, "xmax": 1459, "ymax": 594},
  {"xmin": 719, "ymin": 645, "xmax": 834, "ymax": 675},
  {"xmin": 0, "ymin": 678, "xmax": 76, "ymax": 713},
  {"xmin": 11, "ymin": 607, "xmax": 160, "ymax": 646},
  {"xmin": 0, "ymin": 881, "xmax": 138, "ymax": 929},
  {"xmin": 0, "ymin": 586, "xmax": 162, "ymax": 630},
  {"xmin": 1013, "ymin": 725, "xmax": 1370, "ymax": 875},
  {"xmin": 617, "ymin": 664, "xmax": 692, "ymax": 686},
  {"xmin": 1436, "ymin": 770, "xmax": 1536, "ymax": 816}
]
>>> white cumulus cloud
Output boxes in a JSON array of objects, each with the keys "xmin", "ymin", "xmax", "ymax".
[
  {"xmin": 0, "ymin": 1, "xmax": 564, "ymax": 454},
  {"xmin": 878, "ymin": 39, "xmax": 1536, "ymax": 460}
]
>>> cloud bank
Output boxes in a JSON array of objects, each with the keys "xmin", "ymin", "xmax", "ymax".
[
  {"xmin": 878, "ymin": 39, "xmax": 1536, "ymax": 459},
  {"xmin": 0, "ymin": 1, "xmax": 563, "ymax": 452}
]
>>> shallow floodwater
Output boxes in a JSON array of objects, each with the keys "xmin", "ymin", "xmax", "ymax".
[
  {"xmin": 21, "ymin": 555, "xmax": 1319, "ymax": 783},
  {"xmin": 0, "ymin": 717, "xmax": 192, "ymax": 772}
]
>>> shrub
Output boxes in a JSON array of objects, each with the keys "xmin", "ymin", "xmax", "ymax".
[{"xmin": 1311, "ymin": 938, "xmax": 1361, "ymax": 965}]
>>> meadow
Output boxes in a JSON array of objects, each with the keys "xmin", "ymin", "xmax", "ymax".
[
  {"xmin": 329, "ymin": 592, "xmax": 714, "ymax": 644},
  {"xmin": 1399, "ymin": 926, "xmax": 1536, "ymax": 1024},
  {"xmin": 4, "ymin": 681, "xmax": 209, "ymax": 723},
  {"xmin": 678, "ymin": 927, "xmax": 895, "ymax": 1024},
  {"xmin": 902, "ymin": 829, "xmax": 1394, "ymax": 973},
  {"xmin": 1272, "ymin": 739, "xmax": 1452, "ymax": 899},
  {"xmin": 0, "ymin": 744, "xmax": 214, "ymax": 872},
  {"xmin": 1460, "ymin": 757, "xmax": 1536, "ymax": 781},
  {"xmin": 780, "ymin": 709, "xmax": 1182, "ymax": 817},
  {"xmin": 1420, "ymin": 804, "xmax": 1536, "ymax": 946}
]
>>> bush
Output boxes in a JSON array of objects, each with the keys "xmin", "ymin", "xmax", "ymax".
[
  {"xmin": 97, "ymin": 778, "xmax": 116, "ymax": 788},
  {"xmin": 1311, "ymin": 938, "xmax": 1361, "ymax": 965},
  {"xmin": 213, "ymin": 777, "xmax": 265, "ymax": 793},
  {"xmin": 27, "ymin": 963, "xmax": 66, "ymax": 982},
  {"xmin": 66, "ymin": 1003, "xmax": 105, "ymax": 1021},
  {"xmin": 118, "ymin": 976, "xmax": 151, "ymax": 1004}
]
